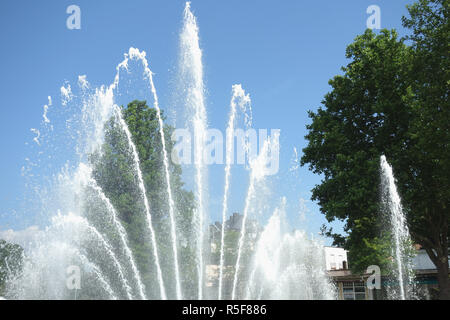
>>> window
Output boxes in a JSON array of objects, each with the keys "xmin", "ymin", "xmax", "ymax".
[{"xmin": 342, "ymin": 281, "xmax": 366, "ymax": 300}]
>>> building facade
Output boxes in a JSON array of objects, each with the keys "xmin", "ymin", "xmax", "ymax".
[{"xmin": 328, "ymin": 245, "xmax": 449, "ymax": 300}]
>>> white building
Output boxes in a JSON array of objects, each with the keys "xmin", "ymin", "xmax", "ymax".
[{"xmin": 324, "ymin": 246, "xmax": 348, "ymax": 271}]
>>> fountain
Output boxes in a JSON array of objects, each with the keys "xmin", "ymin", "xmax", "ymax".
[
  {"xmin": 380, "ymin": 155, "xmax": 415, "ymax": 300},
  {"xmin": 218, "ymin": 85, "xmax": 251, "ymax": 300},
  {"xmin": 245, "ymin": 198, "xmax": 336, "ymax": 300},
  {"xmin": 2, "ymin": 2, "xmax": 335, "ymax": 300},
  {"xmin": 178, "ymin": 3, "xmax": 209, "ymax": 299},
  {"xmin": 112, "ymin": 106, "xmax": 167, "ymax": 300},
  {"xmin": 231, "ymin": 136, "xmax": 277, "ymax": 300}
]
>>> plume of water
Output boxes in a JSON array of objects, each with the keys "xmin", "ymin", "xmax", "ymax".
[
  {"xmin": 245, "ymin": 201, "xmax": 284, "ymax": 300},
  {"xmin": 180, "ymin": 2, "xmax": 209, "ymax": 299},
  {"xmin": 380, "ymin": 155, "xmax": 415, "ymax": 300},
  {"xmin": 7, "ymin": 217, "xmax": 119, "ymax": 300},
  {"xmin": 86, "ymin": 171, "xmax": 147, "ymax": 299},
  {"xmin": 244, "ymin": 198, "xmax": 336, "ymax": 300},
  {"xmin": 53, "ymin": 212, "xmax": 133, "ymax": 299},
  {"xmin": 74, "ymin": 249, "xmax": 118, "ymax": 300},
  {"xmin": 112, "ymin": 106, "xmax": 167, "ymax": 300},
  {"xmin": 218, "ymin": 85, "xmax": 251, "ymax": 300},
  {"xmin": 119, "ymin": 47, "xmax": 183, "ymax": 300},
  {"xmin": 11, "ymin": 46, "xmax": 170, "ymax": 300},
  {"xmin": 8, "ymin": 2, "xmax": 344, "ymax": 301},
  {"xmin": 231, "ymin": 135, "xmax": 278, "ymax": 300}
]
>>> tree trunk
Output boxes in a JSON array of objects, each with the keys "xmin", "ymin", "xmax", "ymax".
[
  {"xmin": 436, "ymin": 257, "xmax": 450, "ymax": 300},
  {"xmin": 424, "ymin": 241, "xmax": 450, "ymax": 300}
]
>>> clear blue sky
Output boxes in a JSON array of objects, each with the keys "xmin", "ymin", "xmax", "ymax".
[{"xmin": 0, "ymin": 0, "xmax": 414, "ymax": 244}]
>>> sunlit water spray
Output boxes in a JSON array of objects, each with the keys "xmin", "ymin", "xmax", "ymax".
[
  {"xmin": 179, "ymin": 2, "xmax": 209, "ymax": 299},
  {"xmin": 55, "ymin": 212, "xmax": 133, "ymax": 299},
  {"xmin": 380, "ymin": 155, "xmax": 415, "ymax": 300},
  {"xmin": 112, "ymin": 106, "xmax": 167, "ymax": 299},
  {"xmin": 73, "ymin": 249, "xmax": 118, "ymax": 300},
  {"xmin": 245, "ymin": 199, "xmax": 336, "ymax": 300},
  {"xmin": 7, "ymin": 48, "xmax": 170, "ymax": 299},
  {"xmin": 231, "ymin": 135, "xmax": 278, "ymax": 300},
  {"xmin": 84, "ymin": 165, "xmax": 147, "ymax": 299},
  {"xmin": 5, "ymin": 2, "xmax": 339, "ymax": 301},
  {"xmin": 218, "ymin": 85, "xmax": 252, "ymax": 300},
  {"xmin": 119, "ymin": 48, "xmax": 183, "ymax": 300}
]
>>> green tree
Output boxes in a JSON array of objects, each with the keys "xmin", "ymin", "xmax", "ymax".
[
  {"xmin": 301, "ymin": 0, "xmax": 449, "ymax": 299},
  {"xmin": 0, "ymin": 239, "xmax": 23, "ymax": 296},
  {"xmin": 89, "ymin": 100, "xmax": 197, "ymax": 299},
  {"xmin": 302, "ymin": 28, "xmax": 414, "ymax": 273},
  {"xmin": 400, "ymin": 0, "xmax": 450, "ymax": 299}
]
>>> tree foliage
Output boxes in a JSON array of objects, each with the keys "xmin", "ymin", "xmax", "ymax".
[
  {"xmin": 302, "ymin": 28, "xmax": 414, "ymax": 272},
  {"xmin": 89, "ymin": 100, "xmax": 197, "ymax": 299},
  {"xmin": 301, "ymin": 0, "xmax": 449, "ymax": 299}
]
